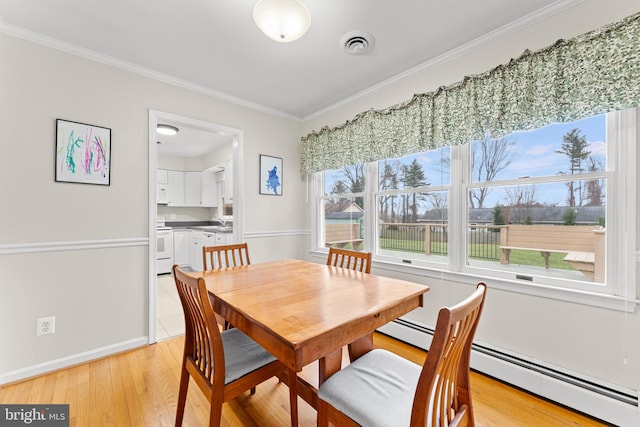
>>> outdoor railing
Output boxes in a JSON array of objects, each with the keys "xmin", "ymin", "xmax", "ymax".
[{"xmin": 379, "ymin": 223, "xmax": 501, "ymax": 260}]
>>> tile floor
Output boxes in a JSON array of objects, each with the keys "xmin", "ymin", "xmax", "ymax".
[{"xmin": 156, "ymin": 273, "xmax": 185, "ymax": 341}]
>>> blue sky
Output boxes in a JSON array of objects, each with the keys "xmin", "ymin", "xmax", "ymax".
[
  {"xmin": 503, "ymin": 114, "xmax": 606, "ymax": 180},
  {"xmin": 325, "ymin": 114, "xmax": 607, "ymax": 207}
]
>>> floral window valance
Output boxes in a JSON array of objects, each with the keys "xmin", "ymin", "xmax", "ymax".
[{"xmin": 300, "ymin": 11, "xmax": 640, "ymax": 174}]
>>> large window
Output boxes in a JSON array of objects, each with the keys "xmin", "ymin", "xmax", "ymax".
[{"xmin": 312, "ymin": 109, "xmax": 636, "ymax": 306}]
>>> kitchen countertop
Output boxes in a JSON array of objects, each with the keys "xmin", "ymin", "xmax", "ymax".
[
  {"xmin": 188, "ymin": 225, "xmax": 233, "ymax": 233},
  {"xmin": 165, "ymin": 221, "xmax": 233, "ymax": 233}
]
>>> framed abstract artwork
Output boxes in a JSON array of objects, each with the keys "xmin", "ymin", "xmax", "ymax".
[
  {"xmin": 55, "ymin": 119, "xmax": 111, "ymax": 185},
  {"xmin": 259, "ymin": 154, "xmax": 282, "ymax": 196}
]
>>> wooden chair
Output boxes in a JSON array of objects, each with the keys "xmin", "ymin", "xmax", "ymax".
[
  {"xmin": 203, "ymin": 243, "xmax": 251, "ymax": 270},
  {"xmin": 326, "ymin": 247, "xmax": 372, "ymax": 273},
  {"xmin": 203, "ymin": 243, "xmax": 251, "ymax": 329},
  {"xmin": 172, "ymin": 265, "xmax": 294, "ymax": 426},
  {"xmin": 317, "ymin": 282, "xmax": 487, "ymax": 427}
]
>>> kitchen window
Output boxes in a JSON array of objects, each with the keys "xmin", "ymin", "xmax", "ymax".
[{"xmin": 311, "ymin": 108, "xmax": 636, "ymax": 309}]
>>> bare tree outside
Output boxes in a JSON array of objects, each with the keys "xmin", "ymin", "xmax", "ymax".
[
  {"xmin": 470, "ymin": 136, "xmax": 515, "ymax": 208},
  {"xmin": 505, "ymin": 185, "xmax": 537, "ymax": 224},
  {"xmin": 378, "ymin": 160, "xmax": 400, "ymax": 221},
  {"xmin": 326, "ymin": 180, "xmax": 351, "ymax": 212},
  {"xmin": 427, "ymin": 192, "xmax": 448, "ymax": 223},
  {"xmin": 585, "ymin": 156, "xmax": 605, "ymax": 206},
  {"xmin": 341, "ymin": 164, "xmax": 365, "ymax": 208}
]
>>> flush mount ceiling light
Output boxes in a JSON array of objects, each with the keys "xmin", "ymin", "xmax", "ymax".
[
  {"xmin": 156, "ymin": 124, "xmax": 179, "ymax": 135},
  {"xmin": 253, "ymin": 0, "xmax": 311, "ymax": 43},
  {"xmin": 341, "ymin": 31, "xmax": 375, "ymax": 55}
]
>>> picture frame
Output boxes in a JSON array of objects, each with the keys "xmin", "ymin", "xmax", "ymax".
[
  {"xmin": 259, "ymin": 154, "xmax": 282, "ymax": 196},
  {"xmin": 55, "ymin": 119, "xmax": 111, "ymax": 186}
]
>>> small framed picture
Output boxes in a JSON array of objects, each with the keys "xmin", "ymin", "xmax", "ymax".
[
  {"xmin": 55, "ymin": 119, "xmax": 111, "ymax": 185},
  {"xmin": 259, "ymin": 154, "xmax": 282, "ymax": 196}
]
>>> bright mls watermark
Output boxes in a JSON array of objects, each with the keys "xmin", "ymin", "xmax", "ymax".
[{"xmin": 0, "ymin": 405, "xmax": 69, "ymax": 426}]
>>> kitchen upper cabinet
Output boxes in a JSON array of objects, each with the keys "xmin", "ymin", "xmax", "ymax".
[
  {"xmin": 157, "ymin": 169, "xmax": 168, "ymax": 184},
  {"xmin": 158, "ymin": 169, "xmax": 217, "ymax": 207},
  {"xmin": 224, "ymin": 159, "xmax": 233, "ymax": 201},
  {"xmin": 157, "ymin": 169, "xmax": 169, "ymax": 204},
  {"xmin": 184, "ymin": 172, "xmax": 201, "ymax": 206},
  {"xmin": 167, "ymin": 170, "xmax": 184, "ymax": 206},
  {"xmin": 200, "ymin": 172, "xmax": 217, "ymax": 207}
]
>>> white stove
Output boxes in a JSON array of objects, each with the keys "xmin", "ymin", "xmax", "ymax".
[{"xmin": 156, "ymin": 218, "xmax": 174, "ymax": 274}]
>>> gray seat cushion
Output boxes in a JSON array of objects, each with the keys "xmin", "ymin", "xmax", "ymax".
[
  {"xmin": 318, "ymin": 349, "xmax": 421, "ymax": 427},
  {"xmin": 221, "ymin": 328, "xmax": 277, "ymax": 384}
]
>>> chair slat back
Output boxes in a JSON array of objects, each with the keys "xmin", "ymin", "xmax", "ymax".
[
  {"xmin": 203, "ymin": 243, "xmax": 251, "ymax": 270},
  {"xmin": 173, "ymin": 265, "xmax": 225, "ymax": 387},
  {"xmin": 326, "ymin": 247, "xmax": 372, "ymax": 274},
  {"xmin": 411, "ymin": 282, "xmax": 487, "ymax": 427}
]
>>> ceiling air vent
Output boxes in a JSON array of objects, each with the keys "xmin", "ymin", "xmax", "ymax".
[{"xmin": 341, "ymin": 31, "xmax": 375, "ymax": 55}]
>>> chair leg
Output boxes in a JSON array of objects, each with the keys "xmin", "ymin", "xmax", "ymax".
[
  {"xmin": 250, "ymin": 386, "xmax": 256, "ymax": 395},
  {"xmin": 317, "ymin": 399, "xmax": 329, "ymax": 427},
  {"xmin": 175, "ymin": 365, "xmax": 190, "ymax": 427},
  {"xmin": 208, "ymin": 401, "xmax": 223, "ymax": 427}
]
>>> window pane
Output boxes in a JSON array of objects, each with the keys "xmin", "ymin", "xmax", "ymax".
[
  {"xmin": 324, "ymin": 164, "xmax": 365, "ymax": 196},
  {"xmin": 471, "ymin": 115, "xmax": 606, "ymax": 183},
  {"xmin": 379, "ymin": 147, "xmax": 450, "ymax": 190},
  {"xmin": 377, "ymin": 190, "xmax": 448, "ymax": 263},
  {"xmin": 324, "ymin": 198, "xmax": 365, "ymax": 251},
  {"xmin": 466, "ymin": 182, "xmax": 605, "ymax": 283}
]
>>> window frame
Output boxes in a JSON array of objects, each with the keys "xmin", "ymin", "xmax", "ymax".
[{"xmin": 310, "ymin": 109, "xmax": 637, "ymax": 312}]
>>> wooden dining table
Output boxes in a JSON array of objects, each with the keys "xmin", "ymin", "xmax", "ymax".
[{"xmin": 187, "ymin": 258, "xmax": 428, "ymax": 425}]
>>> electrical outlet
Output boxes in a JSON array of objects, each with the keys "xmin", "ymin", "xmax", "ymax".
[{"xmin": 37, "ymin": 316, "xmax": 55, "ymax": 336}]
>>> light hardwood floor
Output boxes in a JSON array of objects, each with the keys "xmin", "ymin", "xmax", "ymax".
[{"xmin": 0, "ymin": 333, "xmax": 607, "ymax": 426}]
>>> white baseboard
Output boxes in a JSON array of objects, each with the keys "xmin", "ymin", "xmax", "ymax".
[
  {"xmin": 378, "ymin": 320, "xmax": 639, "ymax": 427},
  {"xmin": 0, "ymin": 337, "xmax": 148, "ymax": 385}
]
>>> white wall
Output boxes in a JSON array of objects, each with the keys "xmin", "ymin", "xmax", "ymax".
[
  {"xmin": 303, "ymin": 0, "xmax": 640, "ymax": 393},
  {"xmin": 0, "ymin": 31, "xmax": 307, "ymax": 381}
]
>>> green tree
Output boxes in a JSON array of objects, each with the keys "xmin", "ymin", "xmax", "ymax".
[
  {"xmin": 491, "ymin": 205, "xmax": 506, "ymax": 232},
  {"xmin": 562, "ymin": 209, "xmax": 577, "ymax": 225},
  {"xmin": 401, "ymin": 159, "xmax": 428, "ymax": 222},
  {"xmin": 557, "ymin": 129, "xmax": 590, "ymax": 207}
]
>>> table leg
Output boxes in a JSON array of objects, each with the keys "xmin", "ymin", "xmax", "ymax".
[
  {"xmin": 348, "ymin": 332, "xmax": 374, "ymax": 362},
  {"xmin": 288, "ymin": 368, "xmax": 298, "ymax": 427},
  {"xmin": 318, "ymin": 348, "xmax": 343, "ymax": 386}
]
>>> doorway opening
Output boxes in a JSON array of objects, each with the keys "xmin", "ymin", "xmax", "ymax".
[{"xmin": 148, "ymin": 109, "xmax": 244, "ymax": 343}]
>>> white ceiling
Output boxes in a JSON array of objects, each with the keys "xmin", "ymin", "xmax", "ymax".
[{"xmin": 0, "ymin": 0, "xmax": 571, "ymax": 155}]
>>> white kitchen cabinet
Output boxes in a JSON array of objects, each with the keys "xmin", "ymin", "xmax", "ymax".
[
  {"xmin": 200, "ymin": 172, "xmax": 217, "ymax": 207},
  {"xmin": 189, "ymin": 231, "xmax": 205, "ymax": 271},
  {"xmin": 157, "ymin": 169, "xmax": 168, "ymax": 184},
  {"xmin": 189, "ymin": 231, "xmax": 218, "ymax": 271},
  {"xmin": 173, "ymin": 230, "xmax": 190, "ymax": 267},
  {"xmin": 167, "ymin": 170, "xmax": 185, "ymax": 206},
  {"xmin": 215, "ymin": 233, "xmax": 228, "ymax": 245},
  {"xmin": 203, "ymin": 232, "xmax": 216, "ymax": 246},
  {"xmin": 156, "ymin": 169, "xmax": 169, "ymax": 204},
  {"xmin": 224, "ymin": 159, "xmax": 233, "ymax": 202},
  {"xmin": 184, "ymin": 172, "xmax": 201, "ymax": 206}
]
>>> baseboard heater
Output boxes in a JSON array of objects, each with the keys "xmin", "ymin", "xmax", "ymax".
[{"xmin": 378, "ymin": 318, "xmax": 639, "ymax": 427}]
